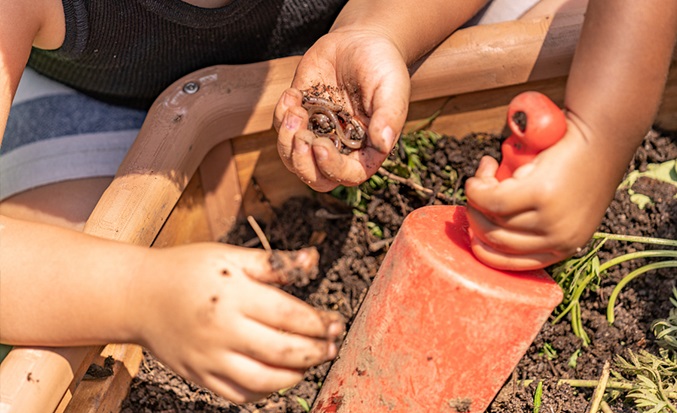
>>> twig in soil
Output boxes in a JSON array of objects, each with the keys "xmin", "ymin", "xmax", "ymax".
[
  {"xmin": 250, "ymin": 177, "xmax": 289, "ymax": 248},
  {"xmin": 393, "ymin": 190, "xmax": 409, "ymax": 216},
  {"xmin": 368, "ymin": 237, "xmax": 394, "ymax": 252},
  {"xmin": 599, "ymin": 401, "xmax": 614, "ymax": 413},
  {"xmin": 247, "ymin": 215, "xmax": 271, "ymax": 252},
  {"xmin": 378, "ymin": 167, "xmax": 455, "ymax": 203},
  {"xmin": 587, "ymin": 360, "xmax": 611, "ymax": 413},
  {"xmin": 242, "ymin": 237, "xmax": 262, "ymax": 248},
  {"xmin": 428, "ymin": 180, "xmax": 444, "ymax": 206},
  {"xmin": 557, "ymin": 379, "xmax": 677, "ymax": 399}
]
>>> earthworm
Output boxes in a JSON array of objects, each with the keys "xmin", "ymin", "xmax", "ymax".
[{"xmin": 301, "ymin": 93, "xmax": 367, "ymax": 152}]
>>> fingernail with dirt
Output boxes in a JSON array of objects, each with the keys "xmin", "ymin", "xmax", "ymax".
[
  {"xmin": 268, "ymin": 248, "xmax": 319, "ymax": 287},
  {"xmin": 319, "ymin": 311, "xmax": 345, "ymax": 338}
]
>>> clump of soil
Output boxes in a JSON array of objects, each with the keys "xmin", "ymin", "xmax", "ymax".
[{"xmin": 122, "ymin": 128, "xmax": 676, "ymax": 413}]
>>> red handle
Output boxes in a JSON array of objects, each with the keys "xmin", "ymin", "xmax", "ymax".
[{"xmin": 495, "ymin": 91, "xmax": 567, "ymax": 181}]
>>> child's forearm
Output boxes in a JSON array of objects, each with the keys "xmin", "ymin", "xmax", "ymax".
[
  {"xmin": 332, "ymin": 0, "xmax": 488, "ymax": 66},
  {"xmin": 566, "ymin": 1, "xmax": 677, "ymax": 175},
  {"xmin": 0, "ymin": 215, "xmax": 148, "ymax": 346}
]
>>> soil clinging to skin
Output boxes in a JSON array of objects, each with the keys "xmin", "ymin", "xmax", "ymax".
[{"xmin": 122, "ymin": 128, "xmax": 676, "ymax": 413}]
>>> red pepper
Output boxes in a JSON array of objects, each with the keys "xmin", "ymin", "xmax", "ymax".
[{"xmin": 495, "ymin": 91, "xmax": 567, "ymax": 181}]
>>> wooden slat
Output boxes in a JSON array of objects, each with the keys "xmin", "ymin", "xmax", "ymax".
[
  {"xmin": 199, "ymin": 141, "xmax": 246, "ymax": 240},
  {"xmin": 62, "ymin": 345, "xmax": 143, "ymax": 413}
]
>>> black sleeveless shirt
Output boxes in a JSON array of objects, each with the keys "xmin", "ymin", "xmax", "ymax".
[{"xmin": 28, "ymin": 0, "xmax": 347, "ymax": 108}]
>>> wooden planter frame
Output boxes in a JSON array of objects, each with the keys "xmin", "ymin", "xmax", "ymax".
[{"xmin": 1, "ymin": 3, "xmax": 675, "ymax": 412}]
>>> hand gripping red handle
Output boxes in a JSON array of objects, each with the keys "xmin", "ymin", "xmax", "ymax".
[{"xmin": 495, "ymin": 91, "xmax": 567, "ymax": 181}]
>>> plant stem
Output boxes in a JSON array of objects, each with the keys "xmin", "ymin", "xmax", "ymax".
[
  {"xmin": 533, "ymin": 381, "xmax": 543, "ymax": 413},
  {"xmin": 607, "ymin": 260, "xmax": 677, "ymax": 323},
  {"xmin": 598, "ymin": 250, "xmax": 677, "ymax": 273},
  {"xmin": 588, "ymin": 360, "xmax": 611, "ymax": 413},
  {"xmin": 599, "ymin": 401, "xmax": 614, "ymax": 413},
  {"xmin": 593, "ymin": 232, "xmax": 677, "ymax": 247},
  {"xmin": 558, "ymin": 379, "xmax": 677, "ymax": 399},
  {"xmin": 404, "ymin": 107, "xmax": 442, "ymax": 133},
  {"xmin": 378, "ymin": 167, "xmax": 455, "ymax": 203}
]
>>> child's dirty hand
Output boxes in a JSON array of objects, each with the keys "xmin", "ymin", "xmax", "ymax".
[
  {"xmin": 129, "ymin": 243, "xmax": 344, "ymax": 403},
  {"xmin": 464, "ymin": 124, "xmax": 622, "ymax": 271},
  {"xmin": 274, "ymin": 28, "xmax": 409, "ymax": 192}
]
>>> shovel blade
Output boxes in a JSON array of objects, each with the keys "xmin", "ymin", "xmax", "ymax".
[{"xmin": 313, "ymin": 205, "xmax": 562, "ymax": 413}]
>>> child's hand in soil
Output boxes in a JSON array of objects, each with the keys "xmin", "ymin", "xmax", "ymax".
[
  {"xmin": 274, "ymin": 28, "xmax": 409, "ymax": 192},
  {"xmin": 464, "ymin": 122, "xmax": 623, "ymax": 271},
  {"xmin": 129, "ymin": 243, "xmax": 344, "ymax": 403},
  {"xmin": 467, "ymin": 1, "xmax": 677, "ymax": 271}
]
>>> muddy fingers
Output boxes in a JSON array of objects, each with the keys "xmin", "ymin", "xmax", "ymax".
[{"xmin": 268, "ymin": 247, "xmax": 320, "ymax": 287}]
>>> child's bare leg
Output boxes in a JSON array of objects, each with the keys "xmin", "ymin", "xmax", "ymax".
[
  {"xmin": 0, "ymin": 68, "xmax": 144, "ymax": 223},
  {"xmin": 0, "ymin": 177, "xmax": 111, "ymax": 230}
]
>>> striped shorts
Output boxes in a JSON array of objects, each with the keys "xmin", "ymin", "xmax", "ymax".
[
  {"xmin": 0, "ymin": 0, "xmax": 538, "ymax": 202},
  {"xmin": 0, "ymin": 68, "xmax": 146, "ymax": 201}
]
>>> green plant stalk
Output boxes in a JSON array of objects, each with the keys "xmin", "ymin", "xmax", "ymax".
[
  {"xmin": 599, "ymin": 250, "xmax": 677, "ymax": 274},
  {"xmin": 573, "ymin": 302, "xmax": 591, "ymax": 346},
  {"xmin": 599, "ymin": 401, "xmax": 615, "ymax": 413},
  {"xmin": 593, "ymin": 232, "xmax": 677, "ymax": 247},
  {"xmin": 607, "ymin": 260, "xmax": 677, "ymax": 324},
  {"xmin": 553, "ymin": 270, "xmax": 598, "ymax": 325},
  {"xmin": 554, "ymin": 239, "xmax": 606, "ymax": 295},
  {"xmin": 558, "ymin": 380, "xmax": 677, "ymax": 399},
  {"xmin": 553, "ymin": 249, "xmax": 677, "ymax": 339},
  {"xmin": 296, "ymin": 396, "xmax": 311, "ymax": 412},
  {"xmin": 648, "ymin": 363, "xmax": 677, "ymax": 413},
  {"xmin": 533, "ymin": 381, "xmax": 543, "ymax": 413}
]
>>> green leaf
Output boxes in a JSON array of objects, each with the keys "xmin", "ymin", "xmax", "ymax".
[
  {"xmin": 630, "ymin": 192, "xmax": 654, "ymax": 209},
  {"xmin": 296, "ymin": 396, "xmax": 311, "ymax": 412},
  {"xmin": 533, "ymin": 381, "xmax": 543, "ymax": 413},
  {"xmin": 619, "ymin": 160, "xmax": 677, "ymax": 200},
  {"xmin": 568, "ymin": 349, "xmax": 581, "ymax": 369}
]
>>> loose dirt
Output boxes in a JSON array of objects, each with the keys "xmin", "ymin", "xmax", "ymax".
[{"xmin": 122, "ymin": 128, "xmax": 676, "ymax": 413}]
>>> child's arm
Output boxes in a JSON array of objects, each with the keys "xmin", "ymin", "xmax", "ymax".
[
  {"xmin": 0, "ymin": 216, "xmax": 342, "ymax": 402},
  {"xmin": 0, "ymin": 0, "xmax": 62, "ymax": 145},
  {"xmin": 465, "ymin": 0, "xmax": 677, "ymax": 270},
  {"xmin": 275, "ymin": 0, "xmax": 488, "ymax": 192}
]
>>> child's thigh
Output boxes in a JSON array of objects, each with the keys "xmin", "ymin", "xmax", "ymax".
[
  {"xmin": 0, "ymin": 177, "xmax": 112, "ymax": 230},
  {"xmin": 0, "ymin": 68, "xmax": 146, "ymax": 229}
]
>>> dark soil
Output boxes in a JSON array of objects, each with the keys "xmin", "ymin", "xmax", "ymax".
[{"xmin": 121, "ymin": 128, "xmax": 676, "ymax": 413}]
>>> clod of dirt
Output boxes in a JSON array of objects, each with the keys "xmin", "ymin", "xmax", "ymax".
[{"xmin": 448, "ymin": 397, "xmax": 472, "ymax": 412}]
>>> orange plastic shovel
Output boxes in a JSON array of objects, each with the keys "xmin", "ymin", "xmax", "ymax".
[{"xmin": 312, "ymin": 91, "xmax": 566, "ymax": 413}]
